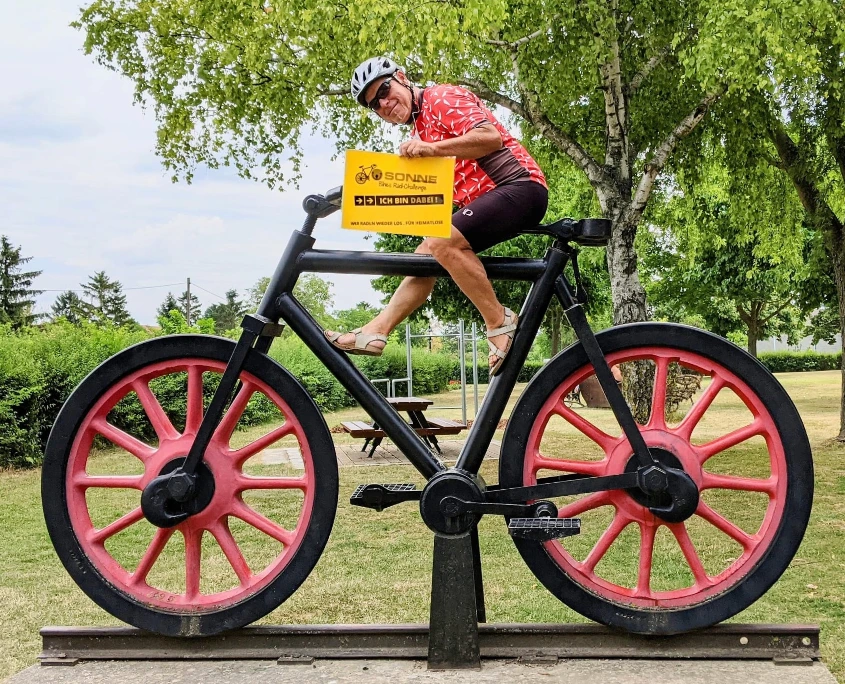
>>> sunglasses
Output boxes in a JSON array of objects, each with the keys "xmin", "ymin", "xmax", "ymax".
[{"xmin": 366, "ymin": 77, "xmax": 394, "ymax": 110}]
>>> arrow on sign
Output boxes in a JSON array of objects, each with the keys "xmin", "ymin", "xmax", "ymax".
[
  {"xmin": 365, "ymin": 196, "xmax": 375, "ymax": 205},
  {"xmin": 355, "ymin": 196, "xmax": 364, "ymax": 205}
]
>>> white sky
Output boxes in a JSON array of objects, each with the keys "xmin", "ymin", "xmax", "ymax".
[{"xmin": 0, "ymin": 1, "xmax": 384, "ymax": 325}]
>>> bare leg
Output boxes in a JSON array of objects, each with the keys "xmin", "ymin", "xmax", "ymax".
[
  {"xmin": 325, "ymin": 228, "xmax": 512, "ymax": 366},
  {"xmin": 325, "ymin": 241, "xmax": 436, "ymax": 352},
  {"xmin": 426, "ymin": 228, "xmax": 511, "ymax": 367}
]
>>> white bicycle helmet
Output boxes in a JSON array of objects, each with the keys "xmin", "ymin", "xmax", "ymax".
[{"xmin": 351, "ymin": 56, "xmax": 401, "ymax": 106}]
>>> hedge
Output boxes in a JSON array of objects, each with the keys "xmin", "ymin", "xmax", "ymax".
[
  {"xmin": 757, "ymin": 351, "xmax": 841, "ymax": 373},
  {"xmin": 0, "ymin": 326, "xmax": 469, "ymax": 469}
]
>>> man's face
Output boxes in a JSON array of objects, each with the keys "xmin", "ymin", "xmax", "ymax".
[{"xmin": 363, "ymin": 72, "xmax": 413, "ymax": 125}]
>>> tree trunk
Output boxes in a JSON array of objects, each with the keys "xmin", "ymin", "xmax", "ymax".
[
  {"xmin": 551, "ymin": 310, "xmax": 561, "ymax": 356},
  {"xmin": 832, "ymin": 235, "xmax": 845, "ymax": 441},
  {"xmin": 605, "ymin": 199, "xmax": 651, "ymax": 422}
]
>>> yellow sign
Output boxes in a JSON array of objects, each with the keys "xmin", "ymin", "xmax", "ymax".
[{"xmin": 341, "ymin": 150, "xmax": 455, "ymax": 238}]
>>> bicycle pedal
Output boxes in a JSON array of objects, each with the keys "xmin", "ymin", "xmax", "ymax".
[
  {"xmin": 508, "ymin": 517, "xmax": 581, "ymax": 542},
  {"xmin": 350, "ymin": 483, "xmax": 420, "ymax": 511}
]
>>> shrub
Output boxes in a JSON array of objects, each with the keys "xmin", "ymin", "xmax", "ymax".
[
  {"xmin": 758, "ymin": 351, "xmax": 841, "ymax": 373},
  {"xmin": 0, "ymin": 338, "xmax": 46, "ymax": 468}
]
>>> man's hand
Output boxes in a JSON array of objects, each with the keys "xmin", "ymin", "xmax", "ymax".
[{"xmin": 399, "ymin": 139, "xmax": 437, "ymax": 158}]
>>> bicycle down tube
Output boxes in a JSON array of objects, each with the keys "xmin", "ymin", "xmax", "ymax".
[{"xmin": 264, "ymin": 235, "xmax": 572, "ymax": 480}]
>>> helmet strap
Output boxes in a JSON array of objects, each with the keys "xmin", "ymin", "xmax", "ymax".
[{"xmin": 403, "ymin": 84, "xmax": 423, "ymax": 126}]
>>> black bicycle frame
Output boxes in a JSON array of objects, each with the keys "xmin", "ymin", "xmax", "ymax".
[{"xmin": 178, "ymin": 190, "xmax": 659, "ymax": 500}]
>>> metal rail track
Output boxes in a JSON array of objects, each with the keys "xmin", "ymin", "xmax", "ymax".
[{"xmin": 39, "ymin": 623, "xmax": 820, "ymax": 666}]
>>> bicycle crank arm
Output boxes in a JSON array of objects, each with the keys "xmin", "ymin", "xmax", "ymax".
[
  {"xmin": 486, "ymin": 472, "xmax": 640, "ymax": 504},
  {"xmin": 440, "ymin": 497, "xmax": 558, "ymax": 518}
]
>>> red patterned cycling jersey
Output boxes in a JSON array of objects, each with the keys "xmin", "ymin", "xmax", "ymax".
[{"xmin": 412, "ymin": 84, "xmax": 547, "ymax": 208}]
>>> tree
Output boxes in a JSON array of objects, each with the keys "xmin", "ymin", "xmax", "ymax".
[
  {"xmin": 73, "ymin": 0, "xmax": 830, "ymax": 413},
  {"xmin": 246, "ymin": 277, "xmax": 270, "ymax": 312},
  {"xmin": 293, "ymin": 274, "xmax": 335, "ymax": 328},
  {"xmin": 642, "ymin": 155, "xmax": 811, "ymax": 357},
  {"xmin": 80, "ymin": 271, "xmax": 135, "ymax": 327},
  {"xmin": 51, "ymin": 291, "xmax": 85, "ymax": 325},
  {"xmin": 0, "ymin": 236, "xmax": 42, "ymax": 329},
  {"xmin": 156, "ymin": 292, "xmax": 180, "ymax": 319},
  {"xmin": 333, "ymin": 301, "xmax": 381, "ymax": 332},
  {"xmin": 177, "ymin": 289, "xmax": 202, "ymax": 326},
  {"xmin": 203, "ymin": 289, "xmax": 246, "ymax": 334}
]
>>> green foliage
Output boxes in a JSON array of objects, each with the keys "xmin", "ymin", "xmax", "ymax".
[
  {"xmin": 203, "ymin": 289, "xmax": 246, "ymax": 334},
  {"xmin": 156, "ymin": 309, "xmax": 216, "ymax": 335},
  {"xmin": 156, "ymin": 292, "xmax": 180, "ymax": 320},
  {"xmin": 50, "ymin": 291, "xmax": 85, "ymax": 325},
  {"xmin": 641, "ymin": 151, "xmax": 813, "ymax": 355},
  {"xmin": 80, "ymin": 271, "xmax": 136, "ymax": 327},
  {"xmin": 0, "ymin": 335, "xmax": 46, "ymax": 468},
  {"xmin": 758, "ymin": 351, "xmax": 842, "ymax": 374},
  {"xmin": 177, "ymin": 288, "xmax": 202, "ymax": 325},
  {"xmin": 0, "ymin": 236, "xmax": 42, "ymax": 330},
  {"xmin": 292, "ymin": 274, "xmax": 335, "ymax": 328}
]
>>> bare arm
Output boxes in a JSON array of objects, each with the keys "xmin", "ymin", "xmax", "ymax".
[{"xmin": 399, "ymin": 124, "xmax": 502, "ymax": 159}]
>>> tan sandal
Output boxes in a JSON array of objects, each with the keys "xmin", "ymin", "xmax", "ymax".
[
  {"xmin": 324, "ymin": 328, "xmax": 388, "ymax": 356},
  {"xmin": 487, "ymin": 307, "xmax": 518, "ymax": 377}
]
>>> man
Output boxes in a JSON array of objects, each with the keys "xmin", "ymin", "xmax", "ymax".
[{"xmin": 324, "ymin": 57, "xmax": 548, "ymax": 375}]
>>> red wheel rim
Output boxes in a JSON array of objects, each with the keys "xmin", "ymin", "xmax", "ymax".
[
  {"xmin": 66, "ymin": 359, "xmax": 316, "ymax": 611},
  {"xmin": 524, "ymin": 347, "xmax": 787, "ymax": 608}
]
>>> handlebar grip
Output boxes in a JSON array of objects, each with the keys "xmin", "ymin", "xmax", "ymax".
[{"xmin": 325, "ymin": 186, "xmax": 343, "ymax": 206}]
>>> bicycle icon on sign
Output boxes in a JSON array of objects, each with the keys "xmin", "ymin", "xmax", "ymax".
[{"xmin": 355, "ymin": 164, "xmax": 383, "ymax": 184}]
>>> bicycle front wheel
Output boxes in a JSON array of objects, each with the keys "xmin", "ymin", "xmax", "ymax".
[
  {"xmin": 43, "ymin": 335, "xmax": 338, "ymax": 636},
  {"xmin": 499, "ymin": 323, "xmax": 813, "ymax": 634}
]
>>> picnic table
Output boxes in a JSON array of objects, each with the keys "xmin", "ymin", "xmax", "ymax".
[{"xmin": 341, "ymin": 396, "xmax": 466, "ymax": 457}]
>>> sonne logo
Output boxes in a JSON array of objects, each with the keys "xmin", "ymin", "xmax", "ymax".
[{"xmin": 384, "ymin": 172, "xmax": 438, "ymax": 183}]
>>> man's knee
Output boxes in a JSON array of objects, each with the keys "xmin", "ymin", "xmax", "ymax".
[{"xmin": 426, "ymin": 228, "xmax": 472, "ymax": 263}]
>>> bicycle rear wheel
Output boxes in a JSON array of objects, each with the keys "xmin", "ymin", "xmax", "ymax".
[
  {"xmin": 499, "ymin": 323, "xmax": 813, "ymax": 634},
  {"xmin": 43, "ymin": 335, "xmax": 338, "ymax": 636}
]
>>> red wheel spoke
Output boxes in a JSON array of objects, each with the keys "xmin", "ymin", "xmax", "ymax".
[
  {"xmin": 129, "ymin": 528, "xmax": 174, "ymax": 585},
  {"xmin": 74, "ymin": 475, "xmax": 143, "ymax": 490},
  {"xmin": 235, "ymin": 475, "xmax": 306, "ymax": 492},
  {"xmin": 696, "ymin": 502, "xmax": 754, "ymax": 550},
  {"xmin": 90, "ymin": 507, "xmax": 146, "ymax": 544},
  {"xmin": 553, "ymin": 404, "xmax": 616, "ymax": 452},
  {"xmin": 635, "ymin": 522, "xmax": 657, "ymax": 596},
  {"xmin": 185, "ymin": 365, "xmax": 205, "ymax": 435},
  {"xmin": 676, "ymin": 376, "xmax": 725, "ymax": 440},
  {"xmin": 581, "ymin": 512, "xmax": 629, "ymax": 572},
  {"xmin": 647, "ymin": 356, "xmax": 671, "ymax": 430},
  {"xmin": 533, "ymin": 455, "xmax": 607, "ymax": 476},
  {"xmin": 184, "ymin": 528, "xmax": 202, "ymax": 600},
  {"xmin": 91, "ymin": 418, "xmax": 155, "ymax": 462},
  {"xmin": 557, "ymin": 492, "xmax": 612, "ymax": 519},
  {"xmin": 696, "ymin": 420, "xmax": 763, "ymax": 463},
  {"xmin": 669, "ymin": 523, "xmax": 713, "ymax": 588},
  {"xmin": 232, "ymin": 423, "xmax": 296, "ymax": 465},
  {"xmin": 210, "ymin": 520, "xmax": 253, "ymax": 585},
  {"xmin": 232, "ymin": 501, "xmax": 293, "ymax": 545},
  {"xmin": 215, "ymin": 382, "xmax": 257, "ymax": 445},
  {"xmin": 131, "ymin": 379, "xmax": 180, "ymax": 443},
  {"xmin": 701, "ymin": 472, "xmax": 776, "ymax": 494}
]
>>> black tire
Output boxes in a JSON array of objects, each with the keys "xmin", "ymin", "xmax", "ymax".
[
  {"xmin": 43, "ymin": 335, "xmax": 338, "ymax": 636},
  {"xmin": 500, "ymin": 323, "xmax": 813, "ymax": 634}
]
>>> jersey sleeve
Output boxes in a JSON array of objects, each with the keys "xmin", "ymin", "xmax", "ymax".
[{"xmin": 425, "ymin": 85, "xmax": 491, "ymax": 137}]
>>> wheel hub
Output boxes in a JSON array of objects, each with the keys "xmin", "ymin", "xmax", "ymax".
[{"xmin": 141, "ymin": 457, "xmax": 216, "ymax": 528}]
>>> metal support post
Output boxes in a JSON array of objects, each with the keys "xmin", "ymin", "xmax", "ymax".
[
  {"xmin": 427, "ymin": 531, "xmax": 481, "ymax": 670},
  {"xmin": 472, "ymin": 322, "xmax": 479, "ymax": 417},
  {"xmin": 458, "ymin": 319, "xmax": 467, "ymax": 425}
]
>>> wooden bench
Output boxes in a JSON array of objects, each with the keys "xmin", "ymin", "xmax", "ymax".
[
  {"xmin": 340, "ymin": 421, "xmax": 386, "ymax": 439},
  {"xmin": 340, "ymin": 406, "xmax": 467, "ymax": 457}
]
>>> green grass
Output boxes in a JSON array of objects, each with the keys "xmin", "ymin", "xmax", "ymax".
[{"xmin": 2, "ymin": 372, "xmax": 844, "ymax": 681}]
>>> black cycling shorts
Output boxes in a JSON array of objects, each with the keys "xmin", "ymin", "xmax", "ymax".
[{"xmin": 451, "ymin": 181, "xmax": 549, "ymax": 253}]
